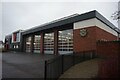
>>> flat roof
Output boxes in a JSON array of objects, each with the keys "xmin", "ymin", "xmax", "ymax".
[
  {"xmin": 22, "ymin": 10, "xmax": 120, "ymax": 35},
  {"xmin": 12, "ymin": 29, "xmax": 24, "ymax": 33}
]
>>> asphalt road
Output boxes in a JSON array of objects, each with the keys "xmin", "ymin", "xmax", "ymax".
[{"xmin": 2, "ymin": 52, "xmax": 56, "ymax": 78}]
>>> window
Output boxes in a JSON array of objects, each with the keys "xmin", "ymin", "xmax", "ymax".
[
  {"xmin": 44, "ymin": 32, "xmax": 54, "ymax": 54},
  {"xmin": 26, "ymin": 36, "xmax": 32, "ymax": 52},
  {"xmin": 13, "ymin": 45, "xmax": 19, "ymax": 49},
  {"xmin": 16, "ymin": 45, "xmax": 18, "ymax": 48},
  {"xmin": 58, "ymin": 29, "xmax": 73, "ymax": 54},
  {"xmin": 14, "ymin": 45, "xmax": 16, "ymax": 48},
  {"xmin": 33, "ymin": 35, "xmax": 41, "ymax": 53}
]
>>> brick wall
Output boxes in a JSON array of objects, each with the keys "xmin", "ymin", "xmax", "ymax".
[
  {"xmin": 97, "ymin": 41, "xmax": 120, "ymax": 78},
  {"xmin": 95, "ymin": 27, "xmax": 117, "ymax": 41},
  {"xmin": 73, "ymin": 26, "xmax": 96, "ymax": 53},
  {"xmin": 73, "ymin": 26, "xmax": 117, "ymax": 53}
]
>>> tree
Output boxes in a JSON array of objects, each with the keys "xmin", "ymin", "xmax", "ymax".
[
  {"xmin": 111, "ymin": 1, "xmax": 120, "ymax": 20},
  {"xmin": 111, "ymin": 11, "xmax": 120, "ymax": 20}
]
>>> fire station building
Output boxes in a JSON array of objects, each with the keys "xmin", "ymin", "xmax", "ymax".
[{"xmin": 5, "ymin": 10, "xmax": 120, "ymax": 55}]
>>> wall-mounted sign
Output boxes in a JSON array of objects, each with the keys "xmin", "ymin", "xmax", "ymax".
[{"xmin": 80, "ymin": 28, "xmax": 88, "ymax": 37}]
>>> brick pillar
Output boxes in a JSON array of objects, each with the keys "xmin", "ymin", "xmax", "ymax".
[
  {"xmin": 31, "ymin": 35, "xmax": 34, "ymax": 53},
  {"xmin": 40, "ymin": 33, "xmax": 44, "ymax": 54},
  {"xmin": 54, "ymin": 30, "xmax": 58, "ymax": 55}
]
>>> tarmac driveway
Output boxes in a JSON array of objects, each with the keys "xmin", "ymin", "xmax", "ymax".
[{"xmin": 2, "ymin": 52, "xmax": 57, "ymax": 78}]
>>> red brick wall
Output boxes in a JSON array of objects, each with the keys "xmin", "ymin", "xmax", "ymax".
[
  {"xmin": 73, "ymin": 26, "xmax": 118, "ymax": 53},
  {"xmin": 95, "ymin": 27, "xmax": 117, "ymax": 41},
  {"xmin": 73, "ymin": 26, "xmax": 96, "ymax": 53},
  {"xmin": 97, "ymin": 41, "xmax": 120, "ymax": 78}
]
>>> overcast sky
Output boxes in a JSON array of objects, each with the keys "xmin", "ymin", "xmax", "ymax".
[{"xmin": 1, "ymin": 0, "xmax": 119, "ymax": 41}]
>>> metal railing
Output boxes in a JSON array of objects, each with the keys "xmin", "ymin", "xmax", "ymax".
[{"xmin": 44, "ymin": 50, "xmax": 97, "ymax": 80}]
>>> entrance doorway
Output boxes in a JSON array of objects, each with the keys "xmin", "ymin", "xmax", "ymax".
[
  {"xmin": 25, "ymin": 36, "xmax": 32, "ymax": 52},
  {"xmin": 58, "ymin": 29, "xmax": 73, "ymax": 54},
  {"xmin": 44, "ymin": 32, "xmax": 54, "ymax": 54}
]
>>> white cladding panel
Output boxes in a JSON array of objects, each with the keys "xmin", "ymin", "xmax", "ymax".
[
  {"xmin": 95, "ymin": 18, "xmax": 117, "ymax": 36},
  {"xmin": 74, "ymin": 18, "xmax": 96, "ymax": 29},
  {"xmin": 74, "ymin": 18, "xmax": 117, "ymax": 36}
]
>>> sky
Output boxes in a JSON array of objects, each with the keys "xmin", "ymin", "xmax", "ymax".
[{"xmin": 1, "ymin": 0, "xmax": 120, "ymax": 41}]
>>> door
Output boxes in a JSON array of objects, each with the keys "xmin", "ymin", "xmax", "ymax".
[
  {"xmin": 58, "ymin": 29, "xmax": 73, "ymax": 55},
  {"xmin": 25, "ymin": 36, "xmax": 32, "ymax": 52},
  {"xmin": 44, "ymin": 32, "xmax": 54, "ymax": 54}
]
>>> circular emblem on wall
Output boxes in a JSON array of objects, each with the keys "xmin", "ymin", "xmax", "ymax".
[{"xmin": 80, "ymin": 28, "xmax": 88, "ymax": 37}]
